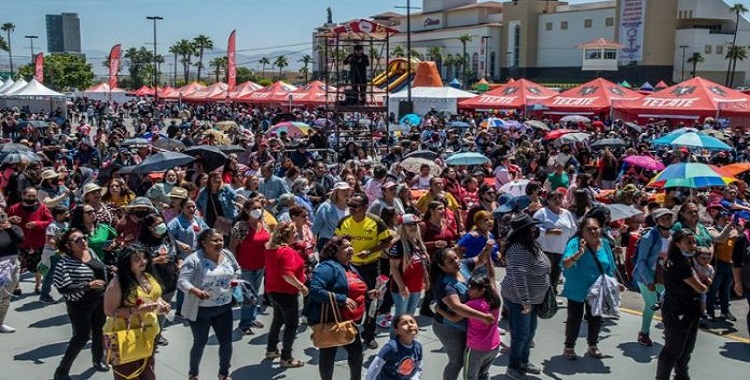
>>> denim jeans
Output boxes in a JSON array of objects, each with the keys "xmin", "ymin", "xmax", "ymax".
[
  {"xmin": 389, "ymin": 291, "xmax": 421, "ymax": 338},
  {"xmin": 504, "ymin": 298, "xmax": 539, "ymax": 370},
  {"xmin": 266, "ymin": 292, "xmax": 300, "ymax": 361},
  {"xmin": 40, "ymin": 253, "xmax": 61, "ymax": 297},
  {"xmin": 188, "ymin": 304, "xmax": 233, "ymax": 377},
  {"xmin": 432, "ymin": 320, "xmax": 467, "ymax": 380},
  {"xmin": 637, "ymin": 282, "xmax": 665, "ymax": 334},
  {"xmin": 706, "ymin": 261, "xmax": 733, "ymax": 316},
  {"xmin": 239, "ymin": 268, "xmax": 264, "ymax": 330}
]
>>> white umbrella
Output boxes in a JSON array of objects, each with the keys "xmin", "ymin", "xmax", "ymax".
[
  {"xmin": 556, "ymin": 132, "xmax": 591, "ymax": 144},
  {"xmin": 605, "ymin": 204, "xmax": 644, "ymax": 222},
  {"xmin": 560, "ymin": 115, "xmax": 591, "ymax": 123},
  {"xmin": 499, "ymin": 179, "xmax": 530, "ymax": 197}
]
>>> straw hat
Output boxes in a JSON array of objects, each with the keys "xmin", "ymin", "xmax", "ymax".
[
  {"xmin": 41, "ymin": 169, "xmax": 60, "ymax": 181},
  {"xmin": 167, "ymin": 187, "xmax": 188, "ymax": 199},
  {"xmin": 81, "ymin": 183, "xmax": 102, "ymax": 197}
]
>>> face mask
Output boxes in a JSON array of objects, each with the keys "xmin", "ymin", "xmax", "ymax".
[
  {"xmin": 23, "ymin": 199, "xmax": 37, "ymax": 205},
  {"xmin": 165, "ymin": 179, "xmax": 177, "ymax": 185},
  {"xmin": 249, "ymin": 209, "xmax": 263, "ymax": 220},
  {"xmin": 153, "ymin": 223, "xmax": 167, "ymax": 236},
  {"xmin": 680, "ymin": 249, "xmax": 693, "ymax": 258},
  {"xmin": 133, "ymin": 210, "xmax": 150, "ymax": 218}
]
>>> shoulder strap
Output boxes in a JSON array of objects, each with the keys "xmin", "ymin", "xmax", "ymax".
[{"xmin": 587, "ymin": 246, "xmax": 606, "ymax": 275}]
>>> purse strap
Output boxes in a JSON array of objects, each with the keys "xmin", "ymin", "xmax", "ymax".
[
  {"xmin": 326, "ymin": 291, "xmax": 345, "ymax": 323},
  {"xmin": 587, "ymin": 245, "xmax": 606, "ymax": 276}
]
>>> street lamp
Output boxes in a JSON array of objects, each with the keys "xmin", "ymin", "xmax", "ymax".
[
  {"xmin": 395, "ymin": 1, "xmax": 421, "ymax": 114},
  {"xmin": 24, "ymin": 35, "xmax": 38, "ymax": 64},
  {"xmin": 679, "ymin": 45, "xmax": 688, "ymax": 81},
  {"xmin": 146, "ymin": 16, "xmax": 163, "ymax": 102}
]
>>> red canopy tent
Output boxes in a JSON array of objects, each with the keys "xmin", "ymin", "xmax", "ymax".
[
  {"xmin": 183, "ymin": 82, "xmax": 228, "ymax": 101},
  {"xmin": 237, "ymin": 81, "xmax": 297, "ymax": 104},
  {"xmin": 157, "ymin": 86, "xmax": 175, "ymax": 98},
  {"xmin": 540, "ymin": 77, "xmax": 643, "ymax": 116},
  {"xmin": 84, "ymin": 82, "xmax": 127, "ymax": 93},
  {"xmin": 615, "ymin": 76, "xmax": 750, "ymax": 120},
  {"xmin": 655, "ymin": 80, "xmax": 669, "ymax": 90},
  {"xmin": 219, "ymin": 81, "xmax": 263, "ymax": 100},
  {"xmin": 162, "ymin": 82, "xmax": 205, "ymax": 99},
  {"xmin": 134, "ymin": 85, "xmax": 155, "ymax": 96},
  {"xmin": 287, "ymin": 81, "xmax": 340, "ymax": 106},
  {"xmin": 458, "ymin": 78, "xmax": 557, "ymax": 110}
]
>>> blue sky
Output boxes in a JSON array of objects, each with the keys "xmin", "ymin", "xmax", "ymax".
[{"xmin": 2, "ymin": 0, "xmax": 748, "ymax": 62}]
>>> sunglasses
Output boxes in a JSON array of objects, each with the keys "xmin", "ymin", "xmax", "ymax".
[{"xmin": 72, "ymin": 236, "xmax": 88, "ymax": 244}]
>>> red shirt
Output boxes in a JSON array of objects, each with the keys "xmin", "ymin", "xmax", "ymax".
[
  {"xmin": 419, "ymin": 220, "xmax": 458, "ymax": 257},
  {"xmin": 340, "ymin": 269, "xmax": 367, "ymax": 322},
  {"xmin": 236, "ymin": 222, "xmax": 270, "ymax": 270},
  {"xmin": 264, "ymin": 246, "xmax": 305, "ymax": 294},
  {"xmin": 8, "ymin": 202, "xmax": 53, "ymax": 250},
  {"xmin": 389, "ymin": 241, "xmax": 427, "ymax": 293}
]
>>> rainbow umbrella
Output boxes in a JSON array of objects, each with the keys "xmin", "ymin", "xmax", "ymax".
[
  {"xmin": 648, "ymin": 162, "xmax": 735, "ymax": 188},
  {"xmin": 480, "ymin": 117, "xmax": 505, "ymax": 127},
  {"xmin": 268, "ymin": 122, "xmax": 312, "ymax": 137}
]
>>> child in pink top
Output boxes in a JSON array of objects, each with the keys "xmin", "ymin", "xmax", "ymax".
[{"xmin": 464, "ymin": 274, "xmax": 501, "ymax": 380}]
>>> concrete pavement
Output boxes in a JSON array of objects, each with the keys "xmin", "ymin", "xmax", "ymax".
[{"xmin": 3, "ymin": 273, "xmax": 749, "ymax": 380}]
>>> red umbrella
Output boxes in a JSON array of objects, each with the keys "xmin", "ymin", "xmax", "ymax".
[{"xmin": 545, "ymin": 129, "xmax": 576, "ymax": 140}]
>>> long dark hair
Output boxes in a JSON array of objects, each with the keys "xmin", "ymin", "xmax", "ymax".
[
  {"xmin": 69, "ymin": 205, "xmax": 94, "ymax": 235},
  {"xmin": 115, "ymin": 245, "xmax": 153, "ymax": 305},
  {"xmin": 56, "ymin": 228, "xmax": 82, "ymax": 255},
  {"xmin": 423, "ymin": 201, "xmax": 443, "ymax": 221},
  {"xmin": 667, "ymin": 228, "xmax": 695, "ymax": 263},
  {"xmin": 319, "ymin": 235, "xmax": 352, "ymax": 261},
  {"xmin": 429, "ymin": 247, "xmax": 453, "ymax": 289},
  {"xmin": 468, "ymin": 274, "xmax": 501, "ymax": 310},
  {"xmin": 506, "ymin": 224, "xmax": 539, "ymax": 253},
  {"xmin": 138, "ymin": 213, "xmax": 166, "ymax": 246}
]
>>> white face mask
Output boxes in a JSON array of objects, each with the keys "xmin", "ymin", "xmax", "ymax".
[
  {"xmin": 249, "ymin": 209, "xmax": 263, "ymax": 220},
  {"xmin": 165, "ymin": 179, "xmax": 177, "ymax": 185}
]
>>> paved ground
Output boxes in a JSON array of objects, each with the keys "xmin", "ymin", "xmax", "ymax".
[{"xmin": 3, "ymin": 270, "xmax": 750, "ymax": 380}]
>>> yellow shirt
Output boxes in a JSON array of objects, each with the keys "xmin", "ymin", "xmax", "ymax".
[
  {"xmin": 335, "ymin": 214, "xmax": 391, "ymax": 265},
  {"xmin": 415, "ymin": 191, "xmax": 460, "ymax": 215},
  {"xmin": 104, "ymin": 273, "xmax": 162, "ymax": 337},
  {"xmin": 263, "ymin": 210, "xmax": 278, "ymax": 232}
]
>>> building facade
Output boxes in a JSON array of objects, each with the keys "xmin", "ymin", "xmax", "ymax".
[{"xmin": 46, "ymin": 13, "xmax": 82, "ymax": 55}]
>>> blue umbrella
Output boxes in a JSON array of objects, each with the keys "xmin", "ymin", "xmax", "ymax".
[
  {"xmin": 447, "ymin": 121, "xmax": 471, "ymax": 128},
  {"xmin": 131, "ymin": 151, "xmax": 196, "ymax": 174},
  {"xmin": 399, "ymin": 113, "xmax": 421, "ymax": 126},
  {"xmin": 445, "ymin": 152, "xmax": 490, "ymax": 166},
  {"xmin": 499, "ymin": 120, "xmax": 524, "ymax": 130},
  {"xmin": 652, "ymin": 132, "xmax": 732, "ymax": 151}
]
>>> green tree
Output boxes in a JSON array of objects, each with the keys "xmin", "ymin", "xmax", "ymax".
[
  {"xmin": 409, "ymin": 49, "xmax": 424, "ymax": 60},
  {"xmin": 193, "ymin": 34, "xmax": 213, "ymax": 82},
  {"xmin": 298, "ymin": 54, "xmax": 312, "ymax": 82},
  {"xmin": 259, "ymin": 57, "xmax": 270, "ymax": 79},
  {"xmin": 168, "ymin": 43, "xmax": 180, "ymax": 85},
  {"xmin": 427, "ymin": 46, "xmax": 443, "ymax": 74},
  {"xmin": 258, "ymin": 78, "xmax": 272, "ymax": 87},
  {"xmin": 236, "ymin": 67, "xmax": 256, "ymax": 84},
  {"xmin": 726, "ymin": 45, "xmax": 747, "ymax": 87},
  {"xmin": 391, "ymin": 45, "xmax": 405, "ymax": 58},
  {"xmin": 173, "ymin": 39, "xmax": 195, "ymax": 82},
  {"xmin": 209, "ymin": 56, "xmax": 227, "ymax": 82},
  {"xmin": 0, "ymin": 36, "xmax": 7, "ymax": 55},
  {"xmin": 458, "ymin": 34, "xmax": 473, "ymax": 84},
  {"xmin": 1, "ymin": 22, "xmax": 14, "ymax": 76},
  {"xmin": 123, "ymin": 46, "xmax": 157, "ymax": 88},
  {"xmin": 687, "ymin": 52, "xmax": 705, "ymax": 78},
  {"xmin": 726, "ymin": 3, "xmax": 748, "ymax": 85},
  {"xmin": 17, "ymin": 53, "xmax": 94, "ymax": 90},
  {"xmin": 274, "ymin": 55, "xmax": 288, "ymax": 80}
]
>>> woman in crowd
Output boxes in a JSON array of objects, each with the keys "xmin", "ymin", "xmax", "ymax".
[
  {"xmin": 146, "ymin": 169, "xmax": 179, "ymax": 209},
  {"xmin": 53, "ymin": 229, "xmax": 110, "ymax": 380},
  {"xmin": 229, "ymin": 197, "xmax": 270, "ymax": 335},
  {"xmin": 101, "ymin": 177, "xmax": 135, "ymax": 216},
  {"xmin": 196, "ymin": 172, "xmax": 238, "ymax": 235},
  {"xmin": 501, "ymin": 214, "xmax": 550, "ymax": 379},
  {"xmin": 596, "ymin": 148, "xmax": 620, "ymax": 190},
  {"xmin": 263, "ymin": 222, "xmax": 308, "ymax": 368},
  {"xmin": 221, "ymin": 157, "xmax": 240, "ymax": 184},
  {"xmin": 632, "ymin": 208, "xmax": 673, "ymax": 346},
  {"xmin": 289, "ymin": 204, "xmax": 317, "ymax": 282},
  {"xmin": 442, "ymin": 167, "xmax": 462, "ymax": 202},
  {"xmin": 656, "ymin": 229, "xmax": 709, "ymax": 380},
  {"xmin": 38, "ymin": 169, "xmax": 71, "ymax": 209},
  {"xmin": 732, "ymin": 220, "xmax": 750, "ymax": 337},
  {"xmin": 459, "ymin": 176, "xmax": 479, "ymax": 210},
  {"xmin": 103, "ymin": 245, "xmax": 171, "ymax": 380},
  {"xmin": 137, "ymin": 213, "xmax": 180, "ymax": 345},
  {"xmin": 305, "ymin": 236, "xmax": 379, "ymax": 380},
  {"xmin": 69, "ymin": 204, "xmax": 119, "ymax": 265},
  {"xmin": 533, "ymin": 189, "xmax": 577, "ymax": 294},
  {"xmin": 81, "ymin": 182, "xmax": 116, "ymax": 227},
  {"xmin": 672, "ymin": 201, "xmax": 713, "ymax": 259},
  {"xmin": 162, "ymin": 187, "xmax": 188, "ymax": 223},
  {"xmin": 396, "ymin": 184, "xmax": 418, "ymax": 215},
  {"xmin": 430, "ymin": 247, "xmax": 494, "ymax": 380},
  {"xmin": 312, "ymin": 182, "xmax": 352, "ymax": 252},
  {"xmin": 167, "ymin": 198, "xmax": 209, "ymax": 257},
  {"xmin": 419, "ymin": 201, "xmax": 459, "ymax": 317},
  {"xmin": 568, "ymin": 189, "xmax": 594, "ymax": 222},
  {"xmin": 177, "ymin": 228, "xmax": 240, "ymax": 380},
  {"xmin": 408, "ymin": 164, "xmax": 433, "ymax": 190},
  {"xmin": 561, "ymin": 216, "xmax": 617, "ymax": 360},
  {"xmin": 389, "ymin": 214, "xmax": 430, "ymax": 322},
  {"xmin": 0, "ymin": 207, "xmax": 24, "ymax": 333},
  {"xmin": 456, "ymin": 211, "xmax": 499, "ymax": 269}
]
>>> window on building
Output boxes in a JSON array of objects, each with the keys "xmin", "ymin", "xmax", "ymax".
[
  {"xmin": 514, "ymin": 25, "xmax": 521, "ymax": 67},
  {"xmin": 604, "ymin": 49, "xmax": 617, "ymax": 59},
  {"xmin": 545, "ymin": 22, "xmax": 552, "ymax": 31},
  {"xmin": 716, "ymin": 45, "xmax": 724, "ymax": 55},
  {"xmin": 472, "ymin": 52, "xmax": 479, "ymax": 78},
  {"xmin": 490, "ymin": 52, "xmax": 496, "ymax": 78},
  {"xmin": 705, "ymin": 45, "xmax": 712, "ymax": 54},
  {"xmin": 585, "ymin": 49, "xmax": 602, "ymax": 60},
  {"xmin": 688, "ymin": 10, "xmax": 693, "ymax": 18},
  {"xmin": 606, "ymin": 17, "xmax": 614, "ymax": 27},
  {"xmin": 584, "ymin": 19, "xmax": 593, "ymax": 28},
  {"xmin": 561, "ymin": 21, "xmax": 568, "ymax": 30},
  {"xmin": 678, "ymin": 10, "xmax": 683, "ymax": 19}
]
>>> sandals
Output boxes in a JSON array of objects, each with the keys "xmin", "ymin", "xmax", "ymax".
[
  {"xmin": 279, "ymin": 358, "xmax": 305, "ymax": 368},
  {"xmin": 264, "ymin": 350, "xmax": 281, "ymax": 360},
  {"xmin": 587, "ymin": 346, "xmax": 603, "ymax": 359}
]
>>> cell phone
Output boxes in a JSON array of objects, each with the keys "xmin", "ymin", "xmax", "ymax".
[{"xmin": 0, "ymin": 213, "xmax": 7, "ymax": 224}]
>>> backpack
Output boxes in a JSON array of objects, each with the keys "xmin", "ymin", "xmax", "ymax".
[{"xmin": 630, "ymin": 227, "xmax": 656, "ymax": 276}]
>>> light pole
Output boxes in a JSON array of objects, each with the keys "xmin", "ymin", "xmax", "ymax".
[
  {"xmin": 395, "ymin": 1, "xmax": 420, "ymax": 111},
  {"xmin": 679, "ymin": 45, "xmax": 688, "ymax": 81},
  {"xmin": 146, "ymin": 16, "xmax": 163, "ymax": 102},
  {"xmin": 482, "ymin": 35, "xmax": 492, "ymax": 80},
  {"xmin": 24, "ymin": 35, "xmax": 38, "ymax": 64}
]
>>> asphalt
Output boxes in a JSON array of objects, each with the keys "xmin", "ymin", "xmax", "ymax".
[{"xmin": 3, "ymin": 270, "xmax": 750, "ymax": 380}]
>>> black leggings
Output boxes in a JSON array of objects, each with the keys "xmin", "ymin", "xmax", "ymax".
[
  {"xmin": 56, "ymin": 297, "xmax": 106, "ymax": 376},
  {"xmin": 318, "ymin": 335, "xmax": 363, "ymax": 380},
  {"xmin": 377, "ymin": 258, "xmax": 394, "ymax": 315},
  {"xmin": 656, "ymin": 301, "xmax": 701, "ymax": 380},
  {"xmin": 564, "ymin": 299, "xmax": 602, "ymax": 348},
  {"xmin": 545, "ymin": 252, "xmax": 563, "ymax": 294}
]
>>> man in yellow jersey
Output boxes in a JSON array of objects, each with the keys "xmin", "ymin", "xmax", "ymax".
[{"xmin": 334, "ymin": 193, "xmax": 392, "ymax": 349}]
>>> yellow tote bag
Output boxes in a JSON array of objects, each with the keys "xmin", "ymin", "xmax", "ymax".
[{"xmin": 103, "ymin": 311, "xmax": 159, "ymax": 377}]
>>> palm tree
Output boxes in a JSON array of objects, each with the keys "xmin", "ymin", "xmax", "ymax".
[
  {"xmin": 443, "ymin": 54, "xmax": 456, "ymax": 79},
  {"xmin": 174, "ymin": 39, "xmax": 195, "ymax": 82},
  {"xmin": 409, "ymin": 50, "xmax": 424, "ymax": 60},
  {"xmin": 726, "ymin": 3, "xmax": 748, "ymax": 85},
  {"xmin": 209, "ymin": 56, "xmax": 228, "ymax": 82},
  {"xmin": 391, "ymin": 45, "xmax": 405, "ymax": 58},
  {"xmin": 726, "ymin": 45, "xmax": 748, "ymax": 87},
  {"xmin": 193, "ymin": 34, "xmax": 213, "ymax": 82},
  {"xmin": 427, "ymin": 46, "xmax": 442, "ymax": 72},
  {"xmin": 458, "ymin": 34, "xmax": 473, "ymax": 84},
  {"xmin": 168, "ymin": 43, "xmax": 180, "ymax": 85},
  {"xmin": 259, "ymin": 57, "xmax": 270, "ymax": 79},
  {"xmin": 1, "ymin": 22, "xmax": 14, "ymax": 76},
  {"xmin": 298, "ymin": 54, "xmax": 312, "ymax": 83},
  {"xmin": 687, "ymin": 52, "xmax": 705, "ymax": 78},
  {"xmin": 274, "ymin": 55, "xmax": 288, "ymax": 80}
]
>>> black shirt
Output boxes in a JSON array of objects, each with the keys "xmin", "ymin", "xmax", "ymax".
[
  {"xmin": 663, "ymin": 253, "xmax": 701, "ymax": 310},
  {"xmin": 0, "ymin": 225, "xmax": 24, "ymax": 260}
]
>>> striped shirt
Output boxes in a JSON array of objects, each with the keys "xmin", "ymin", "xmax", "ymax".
[
  {"xmin": 53, "ymin": 252, "xmax": 107, "ymax": 303},
  {"xmin": 500, "ymin": 242, "xmax": 551, "ymax": 306}
]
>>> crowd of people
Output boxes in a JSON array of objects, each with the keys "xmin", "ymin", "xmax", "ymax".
[{"xmin": 0, "ymin": 96, "xmax": 749, "ymax": 380}]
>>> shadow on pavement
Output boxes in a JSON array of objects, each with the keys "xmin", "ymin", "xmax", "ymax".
[
  {"xmin": 14, "ymin": 300, "xmax": 51, "ymax": 312},
  {"xmin": 29, "ymin": 314, "xmax": 70, "ymax": 328},
  {"xmin": 541, "ymin": 355, "xmax": 612, "ymax": 378},
  {"xmin": 14, "ymin": 341, "xmax": 88, "ymax": 363},
  {"xmin": 719, "ymin": 341, "xmax": 750, "ymax": 362},
  {"xmin": 616, "ymin": 341, "xmax": 662, "ymax": 363},
  {"xmin": 231, "ymin": 361, "xmax": 285, "ymax": 379},
  {"xmin": 71, "ymin": 367, "xmax": 97, "ymax": 380}
]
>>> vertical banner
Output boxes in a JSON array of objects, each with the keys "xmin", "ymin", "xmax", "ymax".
[
  {"xmin": 227, "ymin": 30, "xmax": 237, "ymax": 92},
  {"xmin": 479, "ymin": 36, "xmax": 487, "ymax": 74},
  {"xmin": 34, "ymin": 53, "xmax": 44, "ymax": 83},
  {"xmin": 619, "ymin": 0, "xmax": 647, "ymax": 63},
  {"xmin": 108, "ymin": 44, "xmax": 122, "ymax": 90}
]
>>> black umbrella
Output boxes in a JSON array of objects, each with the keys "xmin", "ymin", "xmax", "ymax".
[
  {"xmin": 19, "ymin": 120, "xmax": 50, "ymax": 129},
  {"xmin": 624, "ymin": 121, "xmax": 643, "ymax": 133},
  {"xmin": 590, "ymin": 138, "xmax": 627, "ymax": 150},
  {"xmin": 403, "ymin": 150, "xmax": 438, "ymax": 160},
  {"xmin": 121, "ymin": 138, "xmax": 150, "ymax": 147},
  {"xmin": 131, "ymin": 152, "xmax": 195, "ymax": 174},
  {"xmin": 217, "ymin": 145, "xmax": 246, "ymax": 154},
  {"xmin": 152, "ymin": 138, "xmax": 186, "ymax": 151},
  {"xmin": 183, "ymin": 145, "xmax": 227, "ymax": 172},
  {"xmin": 0, "ymin": 143, "xmax": 33, "ymax": 153}
]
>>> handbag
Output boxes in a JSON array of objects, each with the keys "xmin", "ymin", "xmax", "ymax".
[
  {"xmin": 103, "ymin": 310, "xmax": 159, "ymax": 377},
  {"xmin": 585, "ymin": 246, "xmax": 621, "ymax": 318},
  {"xmin": 537, "ymin": 286, "xmax": 558, "ymax": 319},
  {"xmin": 309, "ymin": 292, "xmax": 358, "ymax": 349},
  {"xmin": 209, "ymin": 193, "xmax": 233, "ymax": 235}
]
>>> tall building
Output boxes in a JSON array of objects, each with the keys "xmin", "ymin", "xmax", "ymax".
[{"xmin": 46, "ymin": 13, "xmax": 82, "ymax": 55}]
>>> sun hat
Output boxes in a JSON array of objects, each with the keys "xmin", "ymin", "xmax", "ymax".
[
  {"xmin": 167, "ymin": 187, "xmax": 188, "ymax": 199},
  {"xmin": 81, "ymin": 182, "xmax": 102, "ymax": 196},
  {"xmin": 125, "ymin": 197, "xmax": 156, "ymax": 211},
  {"xmin": 41, "ymin": 169, "xmax": 60, "ymax": 181},
  {"xmin": 507, "ymin": 213, "xmax": 542, "ymax": 240},
  {"xmin": 333, "ymin": 182, "xmax": 351, "ymax": 191},
  {"xmin": 651, "ymin": 208, "xmax": 673, "ymax": 220}
]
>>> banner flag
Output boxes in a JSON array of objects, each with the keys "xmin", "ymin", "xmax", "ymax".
[
  {"xmin": 108, "ymin": 44, "xmax": 122, "ymax": 90},
  {"xmin": 228, "ymin": 30, "xmax": 237, "ymax": 92},
  {"xmin": 34, "ymin": 53, "xmax": 44, "ymax": 83}
]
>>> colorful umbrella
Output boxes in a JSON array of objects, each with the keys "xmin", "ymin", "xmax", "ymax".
[
  {"xmin": 545, "ymin": 129, "xmax": 576, "ymax": 140},
  {"xmin": 480, "ymin": 117, "xmax": 505, "ymax": 128},
  {"xmin": 715, "ymin": 163, "xmax": 750, "ymax": 177},
  {"xmin": 648, "ymin": 162, "xmax": 735, "ymax": 188},
  {"xmin": 623, "ymin": 155, "xmax": 665, "ymax": 171},
  {"xmin": 445, "ymin": 152, "xmax": 490, "ymax": 166},
  {"xmin": 499, "ymin": 120, "xmax": 525, "ymax": 130},
  {"xmin": 399, "ymin": 113, "xmax": 421, "ymax": 126},
  {"xmin": 652, "ymin": 132, "xmax": 732, "ymax": 151},
  {"xmin": 268, "ymin": 122, "xmax": 312, "ymax": 137}
]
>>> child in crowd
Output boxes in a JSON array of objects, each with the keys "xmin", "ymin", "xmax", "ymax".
[
  {"xmin": 38, "ymin": 205, "xmax": 69, "ymax": 304},
  {"xmin": 694, "ymin": 252, "xmax": 715, "ymax": 327},
  {"xmin": 366, "ymin": 313, "xmax": 423, "ymax": 380},
  {"xmin": 464, "ymin": 274, "xmax": 502, "ymax": 380}
]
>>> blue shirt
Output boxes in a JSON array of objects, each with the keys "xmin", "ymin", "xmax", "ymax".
[
  {"xmin": 457, "ymin": 231, "xmax": 499, "ymax": 262},
  {"xmin": 373, "ymin": 339, "xmax": 423, "ymax": 380},
  {"xmin": 561, "ymin": 237, "xmax": 616, "ymax": 303},
  {"xmin": 433, "ymin": 259, "xmax": 475, "ymax": 331}
]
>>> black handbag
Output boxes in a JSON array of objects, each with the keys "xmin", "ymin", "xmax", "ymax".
[{"xmin": 537, "ymin": 286, "xmax": 558, "ymax": 319}]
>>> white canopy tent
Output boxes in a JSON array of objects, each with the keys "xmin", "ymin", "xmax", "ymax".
[
  {"xmin": 0, "ymin": 78, "xmax": 14, "ymax": 93},
  {"xmin": 388, "ymin": 86, "xmax": 477, "ymax": 116},
  {"xmin": 0, "ymin": 78, "xmax": 67, "ymax": 117},
  {"xmin": 78, "ymin": 83, "xmax": 130, "ymax": 103},
  {"xmin": 0, "ymin": 78, "xmax": 26, "ymax": 95},
  {"xmin": 5, "ymin": 78, "xmax": 65, "ymax": 97}
]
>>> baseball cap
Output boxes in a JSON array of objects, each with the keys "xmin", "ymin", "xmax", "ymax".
[{"xmin": 333, "ymin": 182, "xmax": 351, "ymax": 191}]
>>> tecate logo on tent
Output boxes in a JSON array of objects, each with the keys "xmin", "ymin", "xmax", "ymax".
[
  {"xmin": 478, "ymin": 95, "xmax": 517, "ymax": 104},
  {"xmin": 551, "ymin": 97, "xmax": 598, "ymax": 106},
  {"xmin": 641, "ymin": 98, "xmax": 699, "ymax": 108}
]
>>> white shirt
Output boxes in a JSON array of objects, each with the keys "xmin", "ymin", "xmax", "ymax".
[{"xmin": 533, "ymin": 207, "xmax": 577, "ymax": 254}]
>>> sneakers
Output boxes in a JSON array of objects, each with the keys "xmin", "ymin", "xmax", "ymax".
[
  {"xmin": 520, "ymin": 362, "xmax": 541, "ymax": 374},
  {"xmin": 699, "ymin": 317, "xmax": 709, "ymax": 329},
  {"xmin": 498, "ymin": 326, "xmax": 507, "ymax": 335},
  {"xmin": 299, "ymin": 316, "xmax": 308, "ymax": 325},
  {"xmin": 250, "ymin": 320, "xmax": 265, "ymax": 329},
  {"xmin": 39, "ymin": 294, "xmax": 56, "ymax": 304},
  {"xmin": 0, "ymin": 324, "xmax": 16, "ymax": 333},
  {"xmin": 638, "ymin": 332, "xmax": 653, "ymax": 347},
  {"xmin": 506, "ymin": 367, "xmax": 529, "ymax": 380},
  {"xmin": 562, "ymin": 347, "xmax": 577, "ymax": 360},
  {"xmin": 587, "ymin": 345, "xmax": 603, "ymax": 359},
  {"xmin": 363, "ymin": 339, "xmax": 379, "ymax": 350},
  {"xmin": 721, "ymin": 312, "xmax": 737, "ymax": 322},
  {"xmin": 376, "ymin": 313, "xmax": 392, "ymax": 328},
  {"xmin": 157, "ymin": 335, "xmax": 169, "ymax": 346}
]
